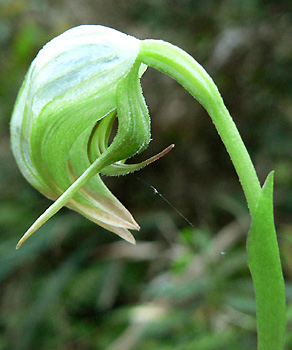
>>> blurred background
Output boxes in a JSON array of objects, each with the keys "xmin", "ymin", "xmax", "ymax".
[{"xmin": 0, "ymin": 0, "xmax": 291, "ymax": 349}]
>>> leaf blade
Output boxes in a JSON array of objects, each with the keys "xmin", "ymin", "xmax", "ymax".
[{"xmin": 247, "ymin": 171, "xmax": 286, "ymax": 350}]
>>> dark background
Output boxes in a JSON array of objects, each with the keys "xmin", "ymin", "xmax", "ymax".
[{"xmin": 0, "ymin": 1, "xmax": 291, "ymax": 349}]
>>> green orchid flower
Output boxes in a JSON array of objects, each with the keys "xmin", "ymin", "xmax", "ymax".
[
  {"xmin": 11, "ymin": 25, "xmax": 285, "ymax": 350},
  {"xmin": 11, "ymin": 25, "xmax": 173, "ymax": 247}
]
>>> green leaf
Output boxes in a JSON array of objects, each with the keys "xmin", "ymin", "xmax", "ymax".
[{"xmin": 247, "ymin": 171, "xmax": 286, "ymax": 350}]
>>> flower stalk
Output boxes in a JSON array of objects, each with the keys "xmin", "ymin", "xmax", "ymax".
[
  {"xmin": 138, "ymin": 39, "xmax": 262, "ymax": 216},
  {"xmin": 137, "ymin": 38, "xmax": 286, "ymax": 350}
]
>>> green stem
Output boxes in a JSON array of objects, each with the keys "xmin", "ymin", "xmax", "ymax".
[
  {"xmin": 139, "ymin": 39, "xmax": 286, "ymax": 350},
  {"xmin": 139, "ymin": 39, "xmax": 261, "ymax": 217}
]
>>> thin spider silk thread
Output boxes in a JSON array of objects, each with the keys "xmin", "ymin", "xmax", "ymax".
[{"xmin": 135, "ymin": 176, "xmax": 194, "ymax": 227}]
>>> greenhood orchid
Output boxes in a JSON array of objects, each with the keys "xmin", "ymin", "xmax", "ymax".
[
  {"xmin": 11, "ymin": 25, "xmax": 285, "ymax": 350},
  {"xmin": 11, "ymin": 25, "xmax": 173, "ymax": 247}
]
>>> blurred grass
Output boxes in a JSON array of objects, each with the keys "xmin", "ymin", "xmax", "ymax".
[{"xmin": 0, "ymin": 0, "xmax": 291, "ymax": 349}]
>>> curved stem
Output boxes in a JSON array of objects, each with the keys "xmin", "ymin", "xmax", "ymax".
[
  {"xmin": 138, "ymin": 39, "xmax": 261, "ymax": 217},
  {"xmin": 139, "ymin": 39, "xmax": 286, "ymax": 350}
]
